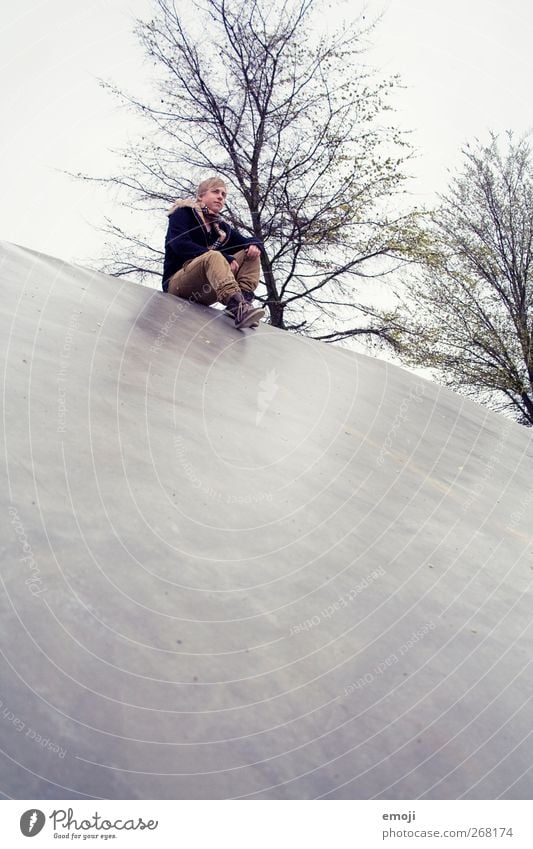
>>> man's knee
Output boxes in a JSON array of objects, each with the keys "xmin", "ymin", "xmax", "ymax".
[
  {"xmin": 236, "ymin": 249, "xmax": 259, "ymax": 265},
  {"xmin": 203, "ymin": 251, "xmax": 227, "ymax": 270}
]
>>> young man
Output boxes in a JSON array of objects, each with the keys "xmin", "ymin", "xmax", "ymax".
[{"xmin": 162, "ymin": 177, "xmax": 265, "ymax": 328}]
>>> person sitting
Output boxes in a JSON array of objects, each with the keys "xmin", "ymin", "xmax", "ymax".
[{"xmin": 162, "ymin": 176, "xmax": 265, "ymax": 328}]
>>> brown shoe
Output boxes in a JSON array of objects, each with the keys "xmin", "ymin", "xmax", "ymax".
[
  {"xmin": 242, "ymin": 290, "xmax": 264, "ymax": 328},
  {"xmin": 225, "ymin": 294, "xmax": 265, "ymax": 329}
]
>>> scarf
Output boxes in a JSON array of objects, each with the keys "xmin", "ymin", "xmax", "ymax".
[{"xmin": 201, "ymin": 206, "xmax": 227, "ymax": 252}]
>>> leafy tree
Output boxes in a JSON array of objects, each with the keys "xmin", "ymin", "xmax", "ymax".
[
  {"xmin": 81, "ymin": 0, "xmax": 418, "ymax": 340},
  {"xmin": 396, "ymin": 133, "xmax": 533, "ymax": 426}
]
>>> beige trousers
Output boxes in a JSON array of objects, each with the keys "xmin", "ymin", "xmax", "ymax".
[{"xmin": 167, "ymin": 249, "xmax": 260, "ymax": 305}]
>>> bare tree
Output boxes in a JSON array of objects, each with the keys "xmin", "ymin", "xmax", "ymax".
[
  {"xmin": 81, "ymin": 0, "xmax": 418, "ymax": 339},
  {"xmin": 396, "ymin": 133, "xmax": 533, "ymax": 426}
]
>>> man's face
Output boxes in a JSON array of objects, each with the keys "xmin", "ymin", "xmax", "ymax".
[{"xmin": 199, "ymin": 184, "xmax": 227, "ymax": 213}]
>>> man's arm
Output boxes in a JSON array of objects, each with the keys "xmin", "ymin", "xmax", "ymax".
[
  {"xmin": 165, "ymin": 208, "xmax": 208, "ymax": 266},
  {"xmin": 222, "ymin": 226, "xmax": 264, "ymax": 262}
]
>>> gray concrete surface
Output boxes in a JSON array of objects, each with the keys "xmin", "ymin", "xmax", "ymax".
[{"xmin": 1, "ymin": 239, "xmax": 532, "ymax": 799}]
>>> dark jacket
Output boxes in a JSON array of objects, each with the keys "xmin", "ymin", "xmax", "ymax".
[{"xmin": 162, "ymin": 198, "xmax": 263, "ymax": 291}]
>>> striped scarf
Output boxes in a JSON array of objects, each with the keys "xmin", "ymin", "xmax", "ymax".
[{"xmin": 201, "ymin": 207, "xmax": 226, "ymax": 252}]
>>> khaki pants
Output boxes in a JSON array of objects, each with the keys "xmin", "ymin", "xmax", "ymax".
[{"xmin": 167, "ymin": 249, "xmax": 260, "ymax": 305}]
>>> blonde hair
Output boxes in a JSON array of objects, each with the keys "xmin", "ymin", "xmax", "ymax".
[{"xmin": 196, "ymin": 176, "xmax": 227, "ymax": 198}]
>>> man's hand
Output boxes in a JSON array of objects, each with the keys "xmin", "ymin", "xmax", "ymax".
[{"xmin": 246, "ymin": 244, "xmax": 261, "ymax": 259}]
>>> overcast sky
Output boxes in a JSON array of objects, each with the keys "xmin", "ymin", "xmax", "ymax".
[{"xmin": 1, "ymin": 0, "xmax": 532, "ymax": 273}]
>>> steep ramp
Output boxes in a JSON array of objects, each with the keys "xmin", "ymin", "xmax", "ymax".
[{"xmin": 1, "ymin": 240, "xmax": 532, "ymax": 799}]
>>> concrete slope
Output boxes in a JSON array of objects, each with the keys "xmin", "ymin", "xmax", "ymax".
[{"xmin": 1, "ymin": 239, "xmax": 532, "ymax": 800}]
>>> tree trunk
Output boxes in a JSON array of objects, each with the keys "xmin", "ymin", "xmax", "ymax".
[
  {"xmin": 520, "ymin": 392, "xmax": 533, "ymax": 425},
  {"xmin": 260, "ymin": 254, "xmax": 285, "ymax": 328},
  {"xmin": 268, "ymin": 299, "xmax": 286, "ymax": 328}
]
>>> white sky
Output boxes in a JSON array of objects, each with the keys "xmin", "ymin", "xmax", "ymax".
[{"xmin": 1, "ymin": 0, "xmax": 532, "ymax": 272}]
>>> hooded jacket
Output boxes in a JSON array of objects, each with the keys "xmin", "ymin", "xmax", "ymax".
[{"xmin": 162, "ymin": 198, "xmax": 263, "ymax": 291}]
